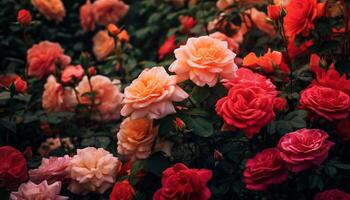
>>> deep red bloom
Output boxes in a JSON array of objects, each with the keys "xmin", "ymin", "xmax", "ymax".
[
  {"xmin": 267, "ymin": 5, "xmax": 282, "ymax": 20},
  {"xmin": 0, "ymin": 146, "xmax": 28, "ymax": 190},
  {"xmin": 179, "ymin": 15, "xmax": 196, "ymax": 34},
  {"xmin": 158, "ymin": 35, "xmax": 176, "ymax": 60},
  {"xmin": 153, "ymin": 163, "xmax": 212, "ymax": 200},
  {"xmin": 17, "ymin": 9, "xmax": 32, "ymax": 26},
  {"xmin": 0, "ymin": 74, "xmax": 27, "ymax": 93},
  {"xmin": 110, "ymin": 180, "xmax": 135, "ymax": 200},
  {"xmin": 314, "ymin": 189, "xmax": 350, "ymax": 200}
]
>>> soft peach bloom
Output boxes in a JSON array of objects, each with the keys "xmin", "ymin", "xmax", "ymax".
[
  {"xmin": 42, "ymin": 75, "xmax": 77, "ymax": 112},
  {"xmin": 10, "ymin": 181, "xmax": 67, "ymax": 200},
  {"xmin": 93, "ymin": 0, "xmax": 129, "ymax": 26},
  {"xmin": 117, "ymin": 117, "xmax": 158, "ymax": 160},
  {"xmin": 31, "ymin": 0, "xmax": 65, "ymax": 22},
  {"xmin": 29, "ymin": 155, "xmax": 71, "ymax": 184},
  {"xmin": 27, "ymin": 41, "xmax": 71, "ymax": 79},
  {"xmin": 209, "ymin": 31, "xmax": 239, "ymax": 53},
  {"xmin": 245, "ymin": 8, "xmax": 276, "ymax": 37},
  {"xmin": 121, "ymin": 67, "xmax": 189, "ymax": 119},
  {"xmin": 67, "ymin": 147, "xmax": 122, "ymax": 194},
  {"xmin": 76, "ymin": 75, "xmax": 123, "ymax": 121},
  {"xmin": 61, "ymin": 65, "xmax": 84, "ymax": 84},
  {"xmin": 92, "ymin": 30, "xmax": 115, "ymax": 61},
  {"xmin": 169, "ymin": 36, "xmax": 237, "ymax": 87},
  {"xmin": 80, "ymin": 0, "xmax": 95, "ymax": 32}
]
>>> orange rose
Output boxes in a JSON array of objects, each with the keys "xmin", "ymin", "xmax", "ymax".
[
  {"xmin": 93, "ymin": 0, "xmax": 129, "ymax": 26},
  {"xmin": 117, "ymin": 30, "xmax": 129, "ymax": 42},
  {"xmin": 121, "ymin": 67, "xmax": 188, "ymax": 119},
  {"xmin": 0, "ymin": 74, "xmax": 27, "ymax": 93},
  {"xmin": 76, "ymin": 75, "xmax": 123, "ymax": 121},
  {"xmin": 242, "ymin": 49, "xmax": 285, "ymax": 73},
  {"xmin": 92, "ymin": 30, "xmax": 115, "ymax": 61},
  {"xmin": 117, "ymin": 117, "xmax": 158, "ymax": 160},
  {"xmin": 80, "ymin": 0, "xmax": 95, "ymax": 32},
  {"xmin": 107, "ymin": 24, "xmax": 121, "ymax": 36},
  {"xmin": 209, "ymin": 31, "xmax": 239, "ymax": 53},
  {"xmin": 42, "ymin": 75, "xmax": 77, "ymax": 112},
  {"xmin": 169, "ymin": 36, "xmax": 237, "ymax": 87},
  {"xmin": 31, "ymin": 0, "xmax": 65, "ymax": 22},
  {"xmin": 244, "ymin": 8, "xmax": 276, "ymax": 37}
]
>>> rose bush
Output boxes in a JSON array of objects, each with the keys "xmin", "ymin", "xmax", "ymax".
[{"xmin": 0, "ymin": 0, "xmax": 350, "ymax": 199}]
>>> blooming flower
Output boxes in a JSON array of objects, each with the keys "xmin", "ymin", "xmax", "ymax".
[
  {"xmin": 67, "ymin": 147, "xmax": 122, "ymax": 194},
  {"xmin": 209, "ymin": 31, "xmax": 239, "ymax": 53},
  {"xmin": 117, "ymin": 117, "xmax": 158, "ymax": 160},
  {"xmin": 169, "ymin": 36, "xmax": 237, "ymax": 87},
  {"xmin": 92, "ymin": 30, "xmax": 115, "ymax": 61},
  {"xmin": 242, "ymin": 50, "xmax": 285, "ymax": 73},
  {"xmin": 121, "ymin": 66, "xmax": 188, "ymax": 119},
  {"xmin": 267, "ymin": 5, "xmax": 282, "ymax": 20},
  {"xmin": 27, "ymin": 41, "xmax": 71, "ymax": 79},
  {"xmin": 31, "ymin": 0, "xmax": 66, "ymax": 22},
  {"xmin": 314, "ymin": 189, "xmax": 350, "ymax": 200},
  {"xmin": 80, "ymin": 0, "xmax": 95, "ymax": 32},
  {"xmin": 60, "ymin": 65, "xmax": 84, "ymax": 84},
  {"xmin": 76, "ymin": 75, "xmax": 123, "ymax": 121},
  {"xmin": 179, "ymin": 15, "xmax": 196, "ymax": 34},
  {"xmin": 0, "ymin": 74, "xmax": 27, "ymax": 93},
  {"xmin": 158, "ymin": 35, "xmax": 176, "ymax": 60},
  {"xmin": 93, "ymin": 0, "xmax": 129, "ymax": 26},
  {"xmin": 244, "ymin": 8, "xmax": 276, "ymax": 36},
  {"xmin": 10, "ymin": 181, "xmax": 67, "ymax": 200},
  {"xmin": 110, "ymin": 180, "xmax": 135, "ymax": 200},
  {"xmin": 17, "ymin": 9, "xmax": 32, "ymax": 26},
  {"xmin": 277, "ymin": 128, "xmax": 334, "ymax": 172}
]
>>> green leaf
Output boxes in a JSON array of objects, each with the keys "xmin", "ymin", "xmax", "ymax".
[
  {"xmin": 333, "ymin": 163, "xmax": 350, "ymax": 170},
  {"xmin": 0, "ymin": 118, "xmax": 16, "ymax": 133},
  {"xmin": 142, "ymin": 152, "xmax": 171, "ymax": 176},
  {"xmin": 181, "ymin": 116, "xmax": 213, "ymax": 137},
  {"xmin": 190, "ymin": 86, "xmax": 210, "ymax": 104},
  {"xmin": 156, "ymin": 115, "xmax": 176, "ymax": 137}
]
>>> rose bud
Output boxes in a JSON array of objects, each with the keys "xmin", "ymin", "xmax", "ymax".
[
  {"xmin": 17, "ymin": 9, "xmax": 32, "ymax": 26},
  {"xmin": 88, "ymin": 66, "xmax": 96, "ymax": 76},
  {"xmin": 174, "ymin": 117, "xmax": 185, "ymax": 130},
  {"xmin": 118, "ymin": 30, "xmax": 130, "ymax": 42},
  {"xmin": 107, "ymin": 24, "xmax": 120, "ymax": 37},
  {"xmin": 267, "ymin": 5, "xmax": 282, "ymax": 20}
]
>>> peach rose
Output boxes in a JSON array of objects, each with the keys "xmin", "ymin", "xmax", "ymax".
[
  {"xmin": 80, "ymin": 0, "xmax": 95, "ymax": 32},
  {"xmin": 27, "ymin": 41, "xmax": 71, "ymax": 79},
  {"xmin": 29, "ymin": 155, "xmax": 71, "ymax": 185},
  {"xmin": 245, "ymin": 8, "xmax": 276, "ymax": 37},
  {"xmin": 121, "ymin": 67, "xmax": 189, "ymax": 119},
  {"xmin": 67, "ymin": 147, "xmax": 122, "ymax": 194},
  {"xmin": 169, "ymin": 36, "xmax": 237, "ymax": 87},
  {"xmin": 31, "ymin": 0, "xmax": 65, "ymax": 22},
  {"xmin": 93, "ymin": 0, "xmax": 129, "ymax": 26},
  {"xmin": 209, "ymin": 31, "xmax": 239, "ymax": 53},
  {"xmin": 10, "ymin": 181, "xmax": 67, "ymax": 200},
  {"xmin": 117, "ymin": 117, "xmax": 158, "ymax": 160},
  {"xmin": 60, "ymin": 65, "xmax": 84, "ymax": 84},
  {"xmin": 42, "ymin": 75, "xmax": 77, "ymax": 112},
  {"xmin": 76, "ymin": 75, "xmax": 123, "ymax": 121},
  {"xmin": 92, "ymin": 30, "xmax": 115, "ymax": 61}
]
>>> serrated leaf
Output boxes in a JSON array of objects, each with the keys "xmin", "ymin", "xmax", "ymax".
[{"xmin": 182, "ymin": 116, "xmax": 213, "ymax": 137}]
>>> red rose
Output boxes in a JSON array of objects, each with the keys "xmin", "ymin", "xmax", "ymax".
[
  {"xmin": 17, "ymin": 9, "xmax": 32, "ymax": 26},
  {"xmin": 0, "ymin": 74, "xmax": 27, "ymax": 93},
  {"xmin": 153, "ymin": 163, "xmax": 212, "ymax": 200},
  {"xmin": 287, "ymin": 39, "xmax": 313, "ymax": 59},
  {"xmin": 88, "ymin": 66, "xmax": 97, "ymax": 76},
  {"xmin": 284, "ymin": 0, "xmax": 325, "ymax": 37},
  {"xmin": 158, "ymin": 35, "xmax": 176, "ymax": 60},
  {"xmin": 274, "ymin": 97, "xmax": 287, "ymax": 111},
  {"xmin": 300, "ymin": 85, "xmax": 350, "ymax": 121},
  {"xmin": 314, "ymin": 189, "xmax": 350, "ymax": 200},
  {"xmin": 216, "ymin": 68, "xmax": 279, "ymax": 138},
  {"xmin": 267, "ymin": 5, "xmax": 282, "ymax": 20},
  {"xmin": 110, "ymin": 180, "xmax": 135, "ymax": 200},
  {"xmin": 277, "ymin": 128, "xmax": 333, "ymax": 173},
  {"xmin": 60, "ymin": 65, "xmax": 84, "ymax": 84},
  {"xmin": 335, "ymin": 119, "xmax": 350, "ymax": 142},
  {"xmin": 0, "ymin": 146, "xmax": 28, "ymax": 190},
  {"xmin": 179, "ymin": 15, "xmax": 196, "ymax": 34},
  {"xmin": 243, "ymin": 148, "xmax": 288, "ymax": 191}
]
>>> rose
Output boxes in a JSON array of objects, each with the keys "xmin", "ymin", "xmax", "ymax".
[
  {"xmin": 92, "ymin": 30, "xmax": 115, "ymax": 61},
  {"xmin": 179, "ymin": 15, "xmax": 196, "ymax": 34},
  {"xmin": 121, "ymin": 66, "xmax": 188, "ymax": 119},
  {"xmin": 93, "ymin": 0, "xmax": 129, "ymax": 26},
  {"xmin": 216, "ymin": 68, "xmax": 279, "ymax": 138},
  {"xmin": 118, "ymin": 30, "xmax": 129, "ymax": 42},
  {"xmin": 17, "ymin": 9, "xmax": 32, "ymax": 26},
  {"xmin": 277, "ymin": 128, "xmax": 334, "ymax": 172},
  {"xmin": 10, "ymin": 181, "xmax": 67, "ymax": 200},
  {"xmin": 314, "ymin": 189, "xmax": 350, "ymax": 200},
  {"xmin": 267, "ymin": 5, "xmax": 282, "ymax": 20},
  {"xmin": 243, "ymin": 148, "xmax": 288, "ymax": 191},
  {"xmin": 299, "ymin": 85, "xmax": 350, "ymax": 121},
  {"xmin": 0, "ymin": 146, "xmax": 28, "ymax": 190},
  {"xmin": 60, "ymin": 65, "xmax": 84, "ymax": 84},
  {"xmin": 153, "ymin": 163, "xmax": 212, "ymax": 200},
  {"xmin": 79, "ymin": 0, "xmax": 95, "ymax": 32},
  {"xmin": 0, "ymin": 74, "xmax": 27, "ymax": 93},
  {"xmin": 169, "ymin": 36, "xmax": 237, "ymax": 87},
  {"xmin": 158, "ymin": 35, "xmax": 176, "ymax": 60},
  {"xmin": 209, "ymin": 31, "xmax": 239, "ymax": 53},
  {"xmin": 110, "ymin": 180, "xmax": 135, "ymax": 200},
  {"xmin": 31, "ymin": 0, "xmax": 66, "ymax": 22},
  {"xmin": 242, "ymin": 50, "xmax": 283, "ymax": 73}
]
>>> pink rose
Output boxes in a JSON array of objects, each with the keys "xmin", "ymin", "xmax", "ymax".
[
  {"xmin": 60, "ymin": 65, "xmax": 84, "ymax": 84},
  {"xmin": 76, "ymin": 75, "xmax": 123, "ymax": 121},
  {"xmin": 121, "ymin": 67, "xmax": 188, "ymax": 119},
  {"xmin": 80, "ymin": 0, "xmax": 95, "ymax": 32},
  {"xmin": 277, "ymin": 128, "xmax": 334, "ymax": 172},
  {"xmin": 29, "ymin": 155, "xmax": 71, "ymax": 184},
  {"xmin": 93, "ymin": 0, "xmax": 129, "ymax": 26},
  {"xmin": 243, "ymin": 148, "xmax": 288, "ymax": 191},
  {"xmin": 10, "ymin": 181, "xmax": 67, "ymax": 200},
  {"xmin": 169, "ymin": 36, "xmax": 237, "ymax": 87},
  {"xmin": 27, "ymin": 41, "xmax": 71, "ymax": 79}
]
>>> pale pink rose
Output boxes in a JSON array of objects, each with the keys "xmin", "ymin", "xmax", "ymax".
[
  {"xmin": 31, "ymin": 0, "xmax": 65, "ymax": 22},
  {"xmin": 169, "ymin": 36, "xmax": 237, "ymax": 87},
  {"xmin": 210, "ymin": 31, "xmax": 239, "ymax": 53},
  {"xmin": 92, "ymin": 30, "xmax": 115, "ymax": 61},
  {"xmin": 121, "ymin": 67, "xmax": 189, "ymax": 119},
  {"xmin": 76, "ymin": 75, "xmax": 123, "ymax": 121},
  {"xmin": 80, "ymin": 0, "xmax": 95, "ymax": 32},
  {"xmin": 93, "ymin": 0, "xmax": 129, "ymax": 26},
  {"xmin": 245, "ymin": 8, "xmax": 276, "ymax": 36},
  {"xmin": 29, "ymin": 155, "xmax": 71, "ymax": 184},
  {"xmin": 42, "ymin": 75, "xmax": 77, "ymax": 112},
  {"xmin": 10, "ymin": 181, "xmax": 67, "ymax": 200},
  {"xmin": 67, "ymin": 147, "xmax": 122, "ymax": 194},
  {"xmin": 27, "ymin": 41, "xmax": 71, "ymax": 79},
  {"xmin": 61, "ymin": 65, "xmax": 84, "ymax": 84}
]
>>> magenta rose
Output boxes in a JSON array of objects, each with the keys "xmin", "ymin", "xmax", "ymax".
[
  {"xmin": 277, "ymin": 128, "xmax": 334, "ymax": 173},
  {"xmin": 314, "ymin": 189, "xmax": 350, "ymax": 200},
  {"xmin": 243, "ymin": 148, "xmax": 288, "ymax": 191},
  {"xmin": 300, "ymin": 85, "xmax": 350, "ymax": 121},
  {"xmin": 153, "ymin": 163, "xmax": 212, "ymax": 200}
]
